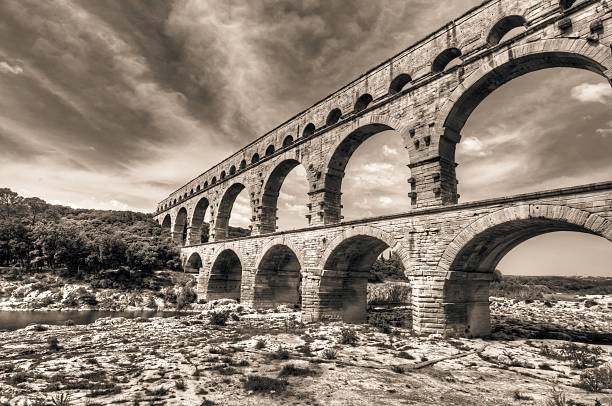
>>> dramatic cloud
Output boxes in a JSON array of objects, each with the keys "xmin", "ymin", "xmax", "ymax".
[{"xmin": 571, "ymin": 82, "xmax": 612, "ymax": 104}]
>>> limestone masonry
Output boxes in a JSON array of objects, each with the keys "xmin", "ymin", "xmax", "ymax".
[{"xmin": 154, "ymin": 0, "xmax": 612, "ymax": 336}]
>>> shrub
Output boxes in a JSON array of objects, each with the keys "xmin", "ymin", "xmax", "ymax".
[
  {"xmin": 177, "ymin": 286, "xmax": 197, "ymax": 310},
  {"xmin": 174, "ymin": 379, "xmax": 185, "ymax": 390},
  {"xmin": 321, "ymin": 348, "xmax": 338, "ymax": 360},
  {"xmin": 579, "ymin": 365, "xmax": 612, "ymax": 392},
  {"xmin": 278, "ymin": 364, "xmax": 317, "ymax": 377},
  {"xmin": 51, "ymin": 393, "xmax": 70, "ymax": 406},
  {"xmin": 367, "ymin": 283, "xmax": 411, "ymax": 306},
  {"xmin": 255, "ymin": 339, "xmax": 266, "ymax": 349},
  {"xmin": 243, "ymin": 375, "xmax": 288, "ymax": 394},
  {"xmin": 47, "ymin": 336, "xmax": 60, "ymax": 351},
  {"xmin": 64, "ymin": 319, "xmax": 75, "ymax": 326},
  {"xmin": 391, "ymin": 365, "xmax": 405, "ymax": 374},
  {"xmin": 539, "ymin": 342, "xmax": 604, "ymax": 369},
  {"xmin": 268, "ymin": 345, "xmax": 290, "ymax": 360},
  {"xmin": 583, "ymin": 299, "xmax": 598, "ymax": 308},
  {"xmin": 209, "ymin": 310, "xmax": 231, "ymax": 326},
  {"xmin": 339, "ymin": 328, "xmax": 358, "ymax": 345}
]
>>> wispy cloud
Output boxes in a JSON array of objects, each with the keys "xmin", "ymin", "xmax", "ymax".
[{"xmin": 570, "ymin": 82, "xmax": 612, "ymax": 104}]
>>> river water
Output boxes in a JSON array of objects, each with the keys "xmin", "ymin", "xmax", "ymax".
[{"xmin": 0, "ymin": 310, "xmax": 189, "ymax": 331}]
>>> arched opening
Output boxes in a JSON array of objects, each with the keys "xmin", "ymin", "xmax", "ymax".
[
  {"xmin": 389, "ymin": 73, "xmax": 412, "ymax": 94},
  {"xmin": 229, "ymin": 165, "xmax": 236, "ymax": 175},
  {"xmin": 173, "ymin": 199, "xmax": 177, "ymax": 205},
  {"xmin": 190, "ymin": 189, "xmax": 194, "ymax": 195},
  {"xmin": 324, "ymin": 123, "xmax": 411, "ymax": 223},
  {"xmin": 185, "ymin": 252, "xmax": 202, "ymax": 273},
  {"xmin": 190, "ymin": 197, "xmax": 211, "ymax": 244},
  {"xmin": 326, "ymin": 108, "xmax": 342, "ymax": 126},
  {"xmin": 254, "ymin": 245, "xmax": 301, "ymax": 309},
  {"xmin": 208, "ymin": 249, "xmax": 242, "ymax": 301},
  {"xmin": 204, "ymin": 181, "xmax": 208, "ymax": 188},
  {"xmin": 282, "ymin": 135, "xmax": 294, "ymax": 148},
  {"xmin": 173, "ymin": 207, "xmax": 188, "ymax": 246},
  {"xmin": 441, "ymin": 210, "xmax": 612, "ymax": 337},
  {"xmin": 196, "ymin": 185, "xmax": 200, "ymax": 192},
  {"xmin": 220, "ymin": 170, "xmax": 226, "ymax": 179},
  {"xmin": 560, "ymin": 0, "xmax": 575, "ymax": 9},
  {"xmin": 451, "ymin": 52, "xmax": 612, "ymax": 202},
  {"xmin": 211, "ymin": 176, "xmax": 217, "ymax": 184},
  {"xmin": 302, "ymin": 123, "xmax": 315, "ymax": 137},
  {"xmin": 319, "ymin": 234, "xmax": 393, "ymax": 322},
  {"xmin": 239, "ymin": 159, "xmax": 247, "ymax": 170},
  {"xmin": 260, "ymin": 159, "xmax": 308, "ymax": 233},
  {"xmin": 432, "ymin": 48, "xmax": 462, "ymax": 73},
  {"xmin": 265, "ymin": 144, "xmax": 275, "ymax": 156},
  {"xmin": 353, "ymin": 94, "xmax": 373, "ymax": 113},
  {"xmin": 251, "ymin": 153, "xmax": 260, "ymax": 164},
  {"xmin": 215, "ymin": 183, "xmax": 251, "ymax": 240},
  {"xmin": 486, "ymin": 15, "xmax": 527, "ymax": 46},
  {"xmin": 161, "ymin": 214, "xmax": 171, "ymax": 233}
]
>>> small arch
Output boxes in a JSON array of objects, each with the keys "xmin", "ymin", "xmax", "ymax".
[
  {"xmin": 254, "ymin": 244, "xmax": 302, "ymax": 309},
  {"xmin": 208, "ymin": 249, "xmax": 242, "ymax": 301},
  {"xmin": 240, "ymin": 159, "xmax": 247, "ymax": 170},
  {"xmin": 265, "ymin": 144, "xmax": 275, "ymax": 156},
  {"xmin": 221, "ymin": 171, "xmax": 226, "ymax": 179},
  {"xmin": 303, "ymin": 123, "xmax": 315, "ymax": 137},
  {"xmin": 196, "ymin": 185, "xmax": 200, "ymax": 192},
  {"xmin": 229, "ymin": 165, "xmax": 236, "ymax": 175},
  {"xmin": 183, "ymin": 193, "xmax": 188, "ymax": 199},
  {"xmin": 389, "ymin": 73, "xmax": 412, "ymax": 94},
  {"xmin": 486, "ymin": 15, "xmax": 527, "ymax": 46},
  {"xmin": 282, "ymin": 135, "xmax": 294, "ymax": 147},
  {"xmin": 173, "ymin": 199, "xmax": 177, "ymax": 205},
  {"xmin": 354, "ymin": 94, "xmax": 373, "ymax": 113},
  {"xmin": 252, "ymin": 153, "xmax": 260, "ymax": 164},
  {"xmin": 185, "ymin": 252, "xmax": 202, "ymax": 273},
  {"xmin": 559, "ymin": 0, "xmax": 575, "ymax": 9},
  {"xmin": 190, "ymin": 189, "xmax": 194, "ymax": 195},
  {"xmin": 326, "ymin": 108, "xmax": 342, "ymax": 126},
  {"xmin": 211, "ymin": 176, "xmax": 217, "ymax": 184},
  {"xmin": 204, "ymin": 181, "xmax": 209, "ymax": 188},
  {"xmin": 432, "ymin": 48, "xmax": 462, "ymax": 73}
]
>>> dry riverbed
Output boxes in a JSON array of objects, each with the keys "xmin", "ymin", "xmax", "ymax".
[{"xmin": 1, "ymin": 298, "xmax": 611, "ymax": 405}]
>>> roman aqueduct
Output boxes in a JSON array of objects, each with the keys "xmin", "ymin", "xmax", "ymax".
[{"xmin": 154, "ymin": 0, "xmax": 612, "ymax": 336}]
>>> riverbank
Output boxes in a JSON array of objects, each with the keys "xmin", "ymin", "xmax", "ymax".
[
  {"xmin": 0, "ymin": 268, "xmax": 198, "ymax": 312},
  {"xmin": 1, "ymin": 298, "xmax": 611, "ymax": 405}
]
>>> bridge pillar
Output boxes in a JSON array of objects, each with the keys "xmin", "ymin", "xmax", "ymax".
[
  {"xmin": 195, "ymin": 269, "xmax": 210, "ymax": 301},
  {"xmin": 443, "ymin": 271, "xmax": 493, "ymax": 337},
  {"xmin": 171, "ymin": 231, "xmax": 183, "ymax": 245},
  {"xmin": 408, "ymin": 156, "xmax": 458, "ymax": 208},
  {"xmin": 307, "ymin": 189, "xmax": 342, "ymax": 226},
  {"xmin": 301, "ymin": 268, "xmax": 322, "ymax": 322},
  {"xmin": 185, "ymin": 226, "xmax": 201, "ymax": 246}
]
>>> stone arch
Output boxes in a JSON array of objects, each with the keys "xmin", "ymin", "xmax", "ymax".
[
  {"xmin": 303, "ymin": 123, "xmax": 315, "ymax": 137},
  {"xmin": 240, "ymin": 159, "xmax": 247, "ymax": 170},
  {"xmin": 354, "ymin": 93, "xmax": 373, "ymax": 113},
  {"xmin": 229, "ymin": 165, "xmax": 236, "ymax": 175},
  {"xmin": 389, "ymin": 73, "xmax": 412, "ymax": 94},
  {"xmin": 317, "ymin": 225, "xmax": 406, "ymax": 322},
  {"xmin": 185, "ymin": 252, "xmax": 202, "ymax": 273},
  {"xmin": 432, "ymin": 47, "xmax": 462, "ymax": 73},
  {"xmin": 215, "ymin": 183, "xmax": 249, "ymax": 240},
  {"xmin": 208, "ymin": 248, "xmax": 243, "ymax": 301},
  {"xmin": 253, "ymin": 243, "xmax": 302, "ymax": 309},
  {"xmin": 326, "ymin": 108, "xmax": 342, "ymax": 126},
  {"xmin": 436, "ymin": 204, "xmax": 612, "ymax": 337},
  {"xmin": 486, "ymin": 15, "xmax": 527, "ymax": 46},
  {"xmin": 259, "ymin": 159, "xmax": 306, "ymax": 233},
  {"xmin": 322, "ymin": 114, "xmax": 413, "ymax": 224},
  {"xmin": 255, "ymin": 237, "xmax": 305, "ymax": 272},
  {"xmin": 265, "ymin": 144, "xmax": 275, "ymax": 156},
  {"xmin": 438, "ymin": 39, "xmax": 612, "ymax": 140},
  {"xmin": 282, "ymin": 135, "xmax": 294, "ymax": 148},
  {"xmin": 189, "ymin": 197, "xmax": 210, "ymax": 245},
  {"xmin": 161, "ymin": 214, "xmax": 171, "ymax": 232},
  {"xmin": 173, "ymin": 207, "xmax": 188, "ymax": 246},
  {"xmin": 251, "ymin": 153, "xmax": 260, "ymax": 164}
]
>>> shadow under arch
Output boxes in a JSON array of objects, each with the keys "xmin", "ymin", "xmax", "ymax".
[
  {"xmin": 322, "ymin": 119, "xmax": 410, "ymax": 224},
  {"xmin": 437, "ymin": 204, "xmax": 612, "ymax": 337},
  {"xmin": 316, "ymin": 226, "xmax": 407, "ymax": 323},
  {"xmin": 208, "ymin": 248, "xmax": 243, "ymax": 301},
  {"xmin": 215, "ymin": 183, "xmax": 250, "ymax": 240},
  {"xmin": 259, "ymin": 159, "xmax": 307, "ymax": 234},
  {"xmin": 173, "ymin": 207, "xmax": 188, "ymax": 246},
  {"xmin": 253, "ymin": 244, "xmax": 302, "ymax": 309}
]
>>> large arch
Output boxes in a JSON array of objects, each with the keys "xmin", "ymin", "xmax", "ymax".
[
  {"xmin": 189, "ymin": 197, "xmax": 210, "ymax": 245},
  {"xmin": 322, "ymin": 115, "xmax": 413, "ymax": 223},
  {"xmin": 215, "ymin": 183, "xmax": 249, "ymax": 240},
  {"xmin": 253, "ymin": 244, "xmax": 302, "ymax": 309},
  {"xmin": 438, "ymin": 39, "xmax": 612, "ymax": 142},
  {"xmin": 173, "ymin": 207, "xmax": 188, "ymax": 246},
  {"xmin": 317, "ymin": 226, "xmax": 406, "ymax": 322},
  {"xmin": 208, "ymin": 248, "xmax": 243, "ymax": 301},
  {"xmin": 259, "ymin": 159, "xmax": 306, "ymax": 234},
  {"xmin": 437, "ymin": 204, "xmax": 612, "ymax": 337},
  {"xmin": 161, "ymin": 214, "xmax": 171, "ymax": 234}
]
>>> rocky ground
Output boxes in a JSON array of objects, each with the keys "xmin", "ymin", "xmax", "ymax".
[{"xmin": 1, "ymin": 298, "xmax": 611, "ymax": 406}]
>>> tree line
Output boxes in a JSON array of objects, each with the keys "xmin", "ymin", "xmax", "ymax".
[{"xmin": 0, "ymin": 188, "xmax": 180, "ymax": 275}]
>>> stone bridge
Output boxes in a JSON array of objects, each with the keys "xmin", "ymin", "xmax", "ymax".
[{"xmin": 154, "ymin": 0, "xmax": 612, "ymax": 336}]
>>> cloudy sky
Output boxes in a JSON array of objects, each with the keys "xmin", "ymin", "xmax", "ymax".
[{"xmin": 1, "ymin": 0, "xmax": 611, "ymax": 275}]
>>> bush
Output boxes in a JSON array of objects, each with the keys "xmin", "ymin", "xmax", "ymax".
[
  {"xmin": 177, "ymin": 286, "xmax": 197, "ymax": 310},
  {"xmin": 339, "ymin": 328, "xmax": 358, "ymax": 345},
  {"xmin": 209, "ymin": 310, "xmax": 231, "ymax": 326},
  {"xmin": 47, "ymin": 336, "xmax": 60, "ymax": 351},
  {"xmin": 278, "ymin": 364, "xmax": 317, "ymax": 377},
  {"xmin": 267, "ymin": 345, "xmax": 290, "ymax": 360},
  {"xmin": 243, "ymin": 375, "xmax": 288, "ymax": 394},
  {"xmin": 579, "ymin": 365, "xmax": 612, "ymax": 392},
  {"xmin": 321, "ymin": 348, "xmax": 338, "ymax": 360},
  {"xmin": 367, "ymin": 283, "xmax": 411, "ymax": 306},
  {"xmin": 539, "ymin": 342, "xmax": 604, "ymax": 369}
]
